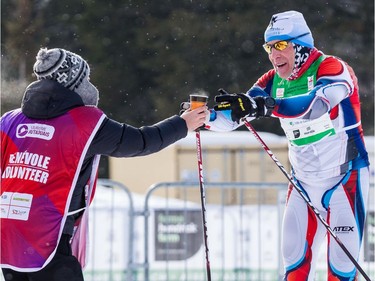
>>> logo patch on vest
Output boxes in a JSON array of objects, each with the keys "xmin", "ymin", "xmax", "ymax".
[
  {"xmin": 16, "ymin": 124, "xmax": 55, "ymax": 140},
  {"xmin": 0, "ymin": 192, "xmax": 33, "ymax": 221}
]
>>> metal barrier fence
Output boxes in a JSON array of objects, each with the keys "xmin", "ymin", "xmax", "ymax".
[
  {"xmin": 0, "ymin": 179, "xmax": 372, "ymax": 281},
  {"xmin": 142, "ymin": 181, "xmax": 287, "ymax": 281},
  {"xmin": 84, "ymin": 179, "xmax": 136, "ymax": 281},
  {"xmin": 81, "ymin": 180, "xmax": 374, "ymax": 281}
]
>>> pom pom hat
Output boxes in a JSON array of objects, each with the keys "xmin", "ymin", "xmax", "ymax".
[
  {"xmin": 33, "ymin": 48, "xmax": 99, "ymax": 106},
  {"xmin": 264, "ymin": 10, "xmax": 314, "ymax": 48}
]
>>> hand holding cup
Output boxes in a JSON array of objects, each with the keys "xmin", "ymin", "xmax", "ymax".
[{"xmin": 180, "ymin": 94, "xmax": 209, "ymax": 131}]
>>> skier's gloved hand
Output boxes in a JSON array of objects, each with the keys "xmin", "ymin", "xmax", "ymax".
[
  {"xmin": 253, "ymin": 96, "xmax": 276, "ymax": 118},
  {"xmin": 214, "ymin": 92, "xmax": 257, "ymax": 123}
]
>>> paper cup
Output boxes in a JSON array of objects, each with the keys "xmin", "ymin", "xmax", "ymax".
[{"xmin": 190, "ymin": 94, "xmax": 208, "ymax": 110}]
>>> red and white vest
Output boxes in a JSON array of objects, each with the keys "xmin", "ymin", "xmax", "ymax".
[{"xmin": 0, "ymin": 106, "xmax": 105, "ymax": 271}]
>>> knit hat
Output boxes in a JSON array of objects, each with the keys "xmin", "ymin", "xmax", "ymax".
[
  {"xmin": 264, "ymin": 10, "xmax": 314, "ymax": 48},
  {"xmin": 33, "ymin": 48, "xmax": 99, "ymax": 106}
]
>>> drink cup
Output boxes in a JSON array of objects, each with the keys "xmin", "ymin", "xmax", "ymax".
[{"xmin": 190, "ymin": 94, "xmax": 208, "ymax": 110}]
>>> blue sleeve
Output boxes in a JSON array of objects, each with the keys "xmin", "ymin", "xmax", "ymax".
[
  {"xmin": 272, "ymin": 83, "xmax": 327, "ymax": 117},
  {"xmin": 247, "ymin": 85, "xmax": 317, "ymax": 117},
  {"xmin": 275, "ymin": 94, "xmax": 316, "ymax": 117},
  {"xmin": 246, "ymin": 87, "xmax": 269, "ymax": 98}
]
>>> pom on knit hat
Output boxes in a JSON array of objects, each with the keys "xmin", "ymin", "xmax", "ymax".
[
  {"xmin": 264, "ymin": 10, "xmax": 314, "ymax": 48},
  {"xmin": 33, "ymin": 48, "xmax": 99, "ymax": 106}
]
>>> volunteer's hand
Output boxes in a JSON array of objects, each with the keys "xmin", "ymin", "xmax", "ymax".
[{"xmin": 180, "ymin": 106, "xmax": 208, "ymax": 131}]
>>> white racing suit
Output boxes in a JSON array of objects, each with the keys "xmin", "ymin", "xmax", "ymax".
[{"xmin": 206, "ymin": 49, "xmax": 370, "ymax": 281}]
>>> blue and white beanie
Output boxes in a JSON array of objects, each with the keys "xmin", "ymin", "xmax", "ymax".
[{"xmin": 264, "ymin": 10, "xmax": 314, "ymax": 48}]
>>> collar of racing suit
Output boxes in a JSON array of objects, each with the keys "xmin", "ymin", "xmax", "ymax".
[{"xmin": 288, "ymin": 47, "xmax": 322, "ymax": 81}]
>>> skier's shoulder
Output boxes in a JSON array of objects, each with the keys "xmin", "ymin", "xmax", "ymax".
[{"xmin": 317, "ymin": 55, "xmax": 345, "ymax": 78}]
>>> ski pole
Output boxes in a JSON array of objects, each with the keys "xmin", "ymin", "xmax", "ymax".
[
  {"xmin": 242, "ymin": 118, "xmax": 371, "ymax": 281},
  {"xmin": 190, "ymin": 94, "xmax": 211, "ymax": 281},
  {"xmin": 195, "ymin": 129, "xmax": 212, "ymax": 281}
]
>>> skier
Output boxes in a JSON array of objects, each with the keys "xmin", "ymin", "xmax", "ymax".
[
  {"xmin": 206, "ymin": 10, "xmax": 370, "ymax": 280},
  {"xmin": 1, "ymin": 47, "xmax": 208, "ymax": 281}
]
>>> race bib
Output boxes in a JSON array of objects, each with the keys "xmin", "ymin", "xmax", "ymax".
[{"xmin": 280, "ymin": 113, "xmax": 336, "ymax": 146}]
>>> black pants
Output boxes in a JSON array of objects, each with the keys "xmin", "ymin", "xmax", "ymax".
[{"xmin": 2, "ymin": 234, "xmax": 84, "ymax": 281}]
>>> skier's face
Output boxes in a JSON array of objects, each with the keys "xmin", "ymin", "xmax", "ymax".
[{"xmin": 266, "ymin": 40, "xmax": 295, "ymax": 79}]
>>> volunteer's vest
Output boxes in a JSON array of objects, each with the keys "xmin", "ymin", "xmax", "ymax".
[
  {"xmin": 271, "ymin": 56, "xmax": 335, "ymax": 146},
  {"xmin": 0, "ymin": 106, "xmax": 105, "ymax": 271}
]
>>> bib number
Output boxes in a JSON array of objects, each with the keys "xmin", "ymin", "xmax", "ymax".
[{"xmin": 281, "ymin": 113, "xmax": 336, "ymax": 146}]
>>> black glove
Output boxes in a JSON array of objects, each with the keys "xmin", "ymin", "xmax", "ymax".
[
  {"xmin": 214, "ymin": 91, "xmax": 257, "ymax": 123},
  {"xmin": 253, "ymin": 96, "xmax": 276, "ymax": 118}
]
